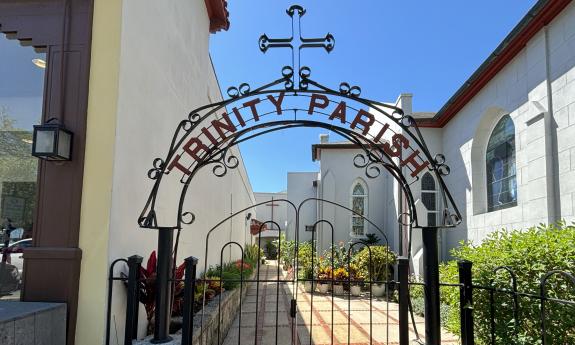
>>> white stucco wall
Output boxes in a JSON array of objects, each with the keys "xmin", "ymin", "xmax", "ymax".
[
  {"xmin": 316, "ymin": 148, "xmax": 392, "ymax": 250},
  {"xmin": 253, "ymin": 192, "xmax": 288, "ymax": 239},
  {"xmin": 286, "ymin": 172, "xmax": 318, "ymax": 242},
  {"xmin": 105, "ymin": 0, "xmax": 255, "ymax": 340},
  {"xmin": 440, "ymin": 1, "xmax": 575, "ymax": 248}
]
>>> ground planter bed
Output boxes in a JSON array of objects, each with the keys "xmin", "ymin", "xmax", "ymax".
[{"xmin": 135, "ymin": 274, "xmax": 254, "ymax": 345}]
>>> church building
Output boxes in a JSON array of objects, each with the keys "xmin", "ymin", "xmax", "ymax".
[{"xmin": 262, "ymin": 0, "xmax": 575, "ymax": 277}]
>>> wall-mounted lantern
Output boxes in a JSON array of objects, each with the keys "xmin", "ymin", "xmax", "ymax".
[{"xmin": 32, "ymin": 118, "xmax": 73, "ymax": 161}]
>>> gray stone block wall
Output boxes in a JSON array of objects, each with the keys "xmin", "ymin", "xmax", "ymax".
[{"xmin": 0, "ymin": 302, "xmax": 66, "ymax": 345}]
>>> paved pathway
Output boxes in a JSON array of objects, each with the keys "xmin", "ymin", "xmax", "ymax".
[{"xmin": 223, "ymin": 261, "xmax": 458, "ymax": 345}]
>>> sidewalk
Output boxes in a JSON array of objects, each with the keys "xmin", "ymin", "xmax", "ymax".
[{"xmin": 223, "ymin": 261, "xmax": 458, "ymax": 345}]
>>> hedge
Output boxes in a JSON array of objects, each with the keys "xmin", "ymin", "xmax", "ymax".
[{"xmin": 411, "ymin": 222, "xmax": 575, "ymax": 344}]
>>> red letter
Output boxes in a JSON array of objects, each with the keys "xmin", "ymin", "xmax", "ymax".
[
  {"xmin": 167, "ymin": 154, "xmax": 191, "ymax": 175},
  {"xmin": 183, "ymin": 137, "xmax": 210, "ymax": 161},
  {"xmin": 383, "ymin": 133, "xmax": 409, "ymax": 157},
  {"xmin": 267, "ymin": 92, "xmax": 285, "ymax": 115},
  {"xmin": 243, "ymin": 98, "xmax": 261, "ymax": 121},
  {"xmin": 231, "ymin": 107, "xmax": 246, "ymax": 127},
  {"xmin": 400, "ymin": 150, "xmax": 430, "ymax": 177},
  {"xmin": 212, "ymin": 113, "xmax": 237, "ymax": 140},
  {"xmin": 308, "ymin": 94, "xmax": 329, "ymax": 114},
  {"xmin": 373, "ymin": 123, "xmax": 389, "ymax": 142},
  {"xmin": 350, "ymin": 109, "xmax": 374, "ymax": 135},
  {"xmin": 201, "ymin": 127, "xmax": 218, "ymax": 145},
  {"xmin": 329, "ymin": 101, "xmax": 347, "ymax": 124}
]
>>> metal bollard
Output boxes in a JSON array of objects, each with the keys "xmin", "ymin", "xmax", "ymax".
[
  {"xmin": 125, "ymin": 255, "xmax": 143, "ymax": 344},
  {"xmin": 458, "ymin": 260, "xmax": 474, "ymax": 345},
  {"xmin": 398, "ymin": 257, "xmax": 410, "ymax": 345},
  {"xmin": 181, "ymin": 256, "xmax": 199, "ymax": 345}
]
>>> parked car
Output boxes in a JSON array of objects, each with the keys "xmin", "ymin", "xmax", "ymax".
[{"xmin": 1, "ymin": 238, "xmax": 32, "ymax": 274}]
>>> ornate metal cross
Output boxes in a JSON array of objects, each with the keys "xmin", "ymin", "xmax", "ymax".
[{"xmin": 259, "ymin": 5, "xmax": 335, "ymax": 87}]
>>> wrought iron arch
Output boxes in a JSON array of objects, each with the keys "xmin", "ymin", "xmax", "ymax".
[{"xmin": 138, "ymin": 66, "xmax": 461, "ymax": 231}]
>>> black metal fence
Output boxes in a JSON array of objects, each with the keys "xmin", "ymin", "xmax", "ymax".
[
  {"xmin": 107, "ymin": 255, "xmax": 574, "ymax": 345},
  {"xmin": 405, "ymin": 261, "xmax": 575, "ymax": 345}
]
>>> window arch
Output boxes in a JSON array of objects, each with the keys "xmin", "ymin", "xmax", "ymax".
[
  {"xmin": 350, "ymin": 179, "xmax": 368, "ymax": 237},
  {"xmin": 486, "ymin": 115, "xmax": 517, "ymax": 211},
  {"xmin": 421, "ymin": 172, "xmax": 438, "ymax": 226}
]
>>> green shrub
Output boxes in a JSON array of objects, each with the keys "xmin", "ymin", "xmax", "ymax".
[
  {"xmin": 244, "ymin": 243, "xmax": 264, "ymax": 266},
  {"xmin": 321, "ymin": 241, "xmax": 351, "ymax": 270},
  {"xmin": 297, "ymin": 240, "xmax": 316, "ymax": 271},
  {"xmin": 431, "ymin": 222, "xmax": 575, "ymax": 344},
  {"xmin": 352, "ymin": 245, "xmax": 397, "ymax": 282},
  {"xmin": 274, "ymin": 233, "xmax": 296, "ymax": 269}
]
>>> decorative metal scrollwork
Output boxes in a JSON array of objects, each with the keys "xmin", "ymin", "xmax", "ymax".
[
  {"xmin": 282, "ymin": 66, "xmax": 294, "ymax": 90},
  {"xmin": 433, "ymin": 154, "xmax": 451, "ymax": 176},
  {"xmin": 187, "ymin": 112, "xmax": 201, "ymax": 125},
  {"xmin": 353, "ymin": 153, "xmax": 381, "ymax": 179},
  {"xmin": 227, "ymin": 83, "xmax": 251, "ymax": 98},
  {"xmin": 287, "ymin": 4, "xmax": 306, "ymax": 17},
  {"xmin": 210, "ymin": 149, "xmax": 240, "ymax": 177},
  {"xmin": 400, "ymin": 115, "xmax": 415, "ymax": 127},
  {"xmin": 180, "ymin": 211, "xmax": 196, "ymax": 225},
  {"xmin": 147, "ymin": 158, "xmax": 165, "ymax": 180},
  {"xmin": 299, "ymin": 66, "xmax": 311, "ymax": 90},
  {"xmin": 339, "ymin": 82, "xmax": 361, "ymax": 97},
  {"xmin": 398, "ymin": 212, "xmax": 415, "ymax": 226}
]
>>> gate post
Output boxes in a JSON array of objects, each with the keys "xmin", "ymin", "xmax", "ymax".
[
  {"xmin": 422, "ymin": 227, "xmax": 441, "ymax": 345},
  {"xmin": 181, "ymin": 256, "xmax": 198, "ymax": 345},
  {"xmin": 125, "ymin": 255, "xmax": 143, "ymax": 344},
  {"xmin": 397, "ymin": 257, "xmax": 410, "ymax": 345},
  {"xmin": 153, "ymin": 228, "xmax": 174, "ymax": 343},
  {"xmin": 458, "ymin": 260, "xmax": 474, "ymax": 345}
]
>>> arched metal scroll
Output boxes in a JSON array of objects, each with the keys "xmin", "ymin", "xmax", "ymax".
[
  {"xmin": 137, "ymin": 3, "xmax": 461, "ymax": 232},
  {"xmin": 137, "ymin": 63, "xmax": 461, "ymax": 231}
]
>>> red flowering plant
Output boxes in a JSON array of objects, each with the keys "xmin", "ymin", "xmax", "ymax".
[
  {"xmin": 234, "ymin": 259, "xmax": 251, "ymax": 272},
  {"xmin": 133, "ymin": 251, "xmax": 189, "ymax": 328}
]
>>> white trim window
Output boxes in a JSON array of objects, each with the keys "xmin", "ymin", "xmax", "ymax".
[
  {"xmin": 421, "ymin": 172, "xmax": 438, "ymax": 226},
  {"xmin": 486, "ymin": 115, "xmax": 517, "ymax": 212},
  {"xmin": 350, "ymin": 179, "xmax": 368, "ymax": 237}
]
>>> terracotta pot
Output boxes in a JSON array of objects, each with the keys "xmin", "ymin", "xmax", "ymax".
[
  {"xmin": 371, "ymin": 284, "xmax": 386, "ymax": 297},
  {"xmin": 350, "ymin": 285, "xmax": 362, "ymax": 296},
  {"xmin": 318, "ymin": 283, "xmax": 329, "ymax": 294},
  {"xmin": 333, "ymin": 284, "xmax": 344, "ymax": 295}
]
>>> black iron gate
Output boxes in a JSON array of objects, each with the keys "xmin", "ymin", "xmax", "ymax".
[{"xmin": 192, "ymin": 197, "xmax": 411, "ymax": 345}]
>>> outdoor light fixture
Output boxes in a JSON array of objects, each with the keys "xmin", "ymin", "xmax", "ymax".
[
  {"xmin": 32, "ymin": 58, "xmax": 46, "ymax": 69},
  {"xmin": 32, "ymin": 118, "xmax": 73, "ymax": 161}
]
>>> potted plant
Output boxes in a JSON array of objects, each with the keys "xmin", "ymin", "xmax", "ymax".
[
  {"xmin": 332, "ymin": 267, "xmax": 348, "ymax": 295},
  {"xmin": 352, "ymin": 245, "xmax": 397, "ymax": 298},
  {"xmin": 299, "ymin": 265, "xmax": 316, "ymax": 293},
  {"xmin": 316, "ymin": 265, "xmax": 332, "ymax": 294},
  {"xmin": 349, "ymin": 264, "xmax": 363, "ymax": 297}
]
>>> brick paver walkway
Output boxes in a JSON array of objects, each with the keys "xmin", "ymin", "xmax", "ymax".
[{"xmin": 223, "ymin": 261, "xmax": 458, "ymax": 345}]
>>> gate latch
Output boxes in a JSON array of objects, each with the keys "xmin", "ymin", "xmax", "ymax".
[{"xmin": 290, "ymin": 299, "xmax": 297, "ymax": 318}]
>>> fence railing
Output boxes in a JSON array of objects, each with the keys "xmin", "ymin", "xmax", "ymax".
[
  {"xmin": 406, "ymin": 261, "xmax": 575, "ymax": 345},
  {"xmin": 107, "ymin": 255, "xmax": 574, "ymax": 345}
]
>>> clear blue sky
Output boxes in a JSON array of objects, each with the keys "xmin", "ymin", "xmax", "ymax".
[{"xmin": 210, "ymin": 0, "xmax": 537, "ymax": 193}]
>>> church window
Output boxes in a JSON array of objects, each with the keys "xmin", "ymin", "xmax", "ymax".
[
  {"xmin": 421, "ymin": 172, "xmax": 438, "ymax": 226},
  {"xmin": 350, "ymin": 180, "xmax": 368, "ymax": 237},
  {"xmin": 486, "ymin": 115, "xmax": 517, "ymax": 211}
]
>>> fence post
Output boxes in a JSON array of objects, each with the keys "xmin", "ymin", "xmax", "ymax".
[
  {"xmin": 181, "ymin": 256, "xmax": 198, "ymax": 345},
  {"xmin": 422, "ymin": 227, "xmax": 441, "ymax": 345},
  {"xmin": 398, "ymin": 257, "xmax": 410, "ymax": 345},
  {"xmin": 125, "ymin": 255, "xmax": 143, "ymax": 344},
  {"xmin": 458, "ymin": 260, "xmax": 474, "ymax": 345}
]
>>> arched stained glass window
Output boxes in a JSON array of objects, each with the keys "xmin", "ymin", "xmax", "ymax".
[
  {"xmin": 351, "ymin": 180, "xmax": 368, "ymax": 237},
  {"xmin": 421, "ymin": 172, "xmax": 438, "ymax": 226},
  {"xmin": 486, "ymin": 115, "xmax": 517, "ymax": 211}
]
